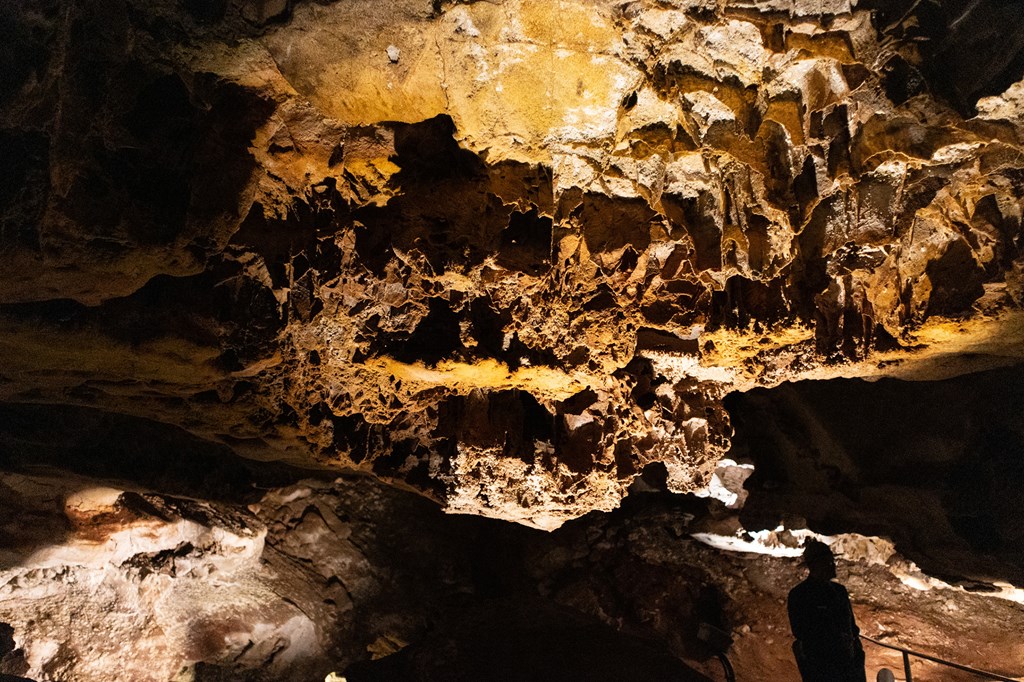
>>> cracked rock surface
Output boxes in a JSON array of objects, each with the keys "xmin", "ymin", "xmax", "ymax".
[{"xmin": 3, "ymin": 0, "xmax": 1024, "ymax": 527}]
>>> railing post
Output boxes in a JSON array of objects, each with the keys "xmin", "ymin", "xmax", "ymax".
[{"xmin": 903, "ymin": 651, "xmax": 913, "ymax": 682}]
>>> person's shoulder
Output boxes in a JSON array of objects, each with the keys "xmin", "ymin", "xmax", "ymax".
[
  {"xmin": 788, "ymin": 578, "xmax": 812, "ymax": 599},
  {"xmin": 829, "ymin": 580, "xmax": 851, "ymax": 597}
]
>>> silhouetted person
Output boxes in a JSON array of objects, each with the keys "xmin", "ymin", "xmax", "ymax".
[{"xmin": 787, "ymin": 540, "xmax": 865, "ymax": 682}]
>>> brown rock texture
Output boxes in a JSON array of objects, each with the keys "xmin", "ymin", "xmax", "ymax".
[
  {"xmin": 3, "ymin": 0, "xmax": 1024, "ymax": 528},
  {"xmin": 1, "ymin": 458, "xmax": 1022, "ymax": 681},
  {"xmin": 9, "ymin": 3, "xmax": 1024, "ymax": 678}
]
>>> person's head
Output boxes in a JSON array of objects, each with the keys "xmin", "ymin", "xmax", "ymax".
[{"xmin": 802, "ymin": 539, "xmax": 836, "ymax": 580}]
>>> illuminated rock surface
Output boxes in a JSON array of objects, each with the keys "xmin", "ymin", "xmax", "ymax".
[
  {"xmin": 1, "ymin": 417, "xmax": 1023, "ymax": 681},
  {"xmin": 2, "ymin": 0, "xmax": 1024, "ymax": 678},
  {"xmin": 4, "ymin": 0, "xmax": 1024, "ymax": 526}
]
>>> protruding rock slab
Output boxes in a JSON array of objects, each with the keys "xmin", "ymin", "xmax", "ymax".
[{"xmin": 2, "ymin": 0, "xmax": 1024, "ymax": 526}]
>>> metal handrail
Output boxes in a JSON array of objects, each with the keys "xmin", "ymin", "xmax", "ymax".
[
  {"xmin": 714, "ymin": 652, "xmax": 735, "ymax": 682},
  {"xmin": 861, "ymin": 633, "xmax": 1022, "ymax": 682}
]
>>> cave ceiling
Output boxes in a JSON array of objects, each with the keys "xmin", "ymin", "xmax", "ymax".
[{"xmin": 3, "ymin": 0, "xmax": 1024, "ymax": 531}]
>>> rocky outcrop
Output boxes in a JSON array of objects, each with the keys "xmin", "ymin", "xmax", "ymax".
[
  {"xmin": 0, "ymin": 467, "xmax": 478, "ymax": 682},
  {"xmin": 1, "ymin": 460, "xmax": 1022, "ymax": 682},
  {"xmin": 3, "ymin": 0, "xmax": 1024, "ymax": 527}
]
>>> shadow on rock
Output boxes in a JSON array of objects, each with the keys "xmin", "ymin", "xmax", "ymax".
[{"xmin": 343, "ymin": 597, "xmax": 712, "ymax": 682}]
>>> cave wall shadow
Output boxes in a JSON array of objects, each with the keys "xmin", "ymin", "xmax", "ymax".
[{"xmin": 727, "ymin": 362, "xmax": 1024, "ymax": 586}]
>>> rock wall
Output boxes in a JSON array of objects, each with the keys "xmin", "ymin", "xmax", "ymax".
[
  {"xmin": 3, "ymin": 0, "xmax": 1024, "ymax": 525},
  {"xmin": 2, "ymin": 461, "xmax": 1023, "ymax": 681},
  {"xmin": 0, "ymin": 468, "xmax": 476, "ymax": 681}
]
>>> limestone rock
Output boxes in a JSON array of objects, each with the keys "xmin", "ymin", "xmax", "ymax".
[
  {"xmin": 3, "ymin": 463, "xmax": 1022, "ymax": 681},
  {"xmin": 2, "ymin": 0, "xmax": 1024, "ymax": 529}
]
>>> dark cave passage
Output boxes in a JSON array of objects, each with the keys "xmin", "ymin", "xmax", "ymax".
[{"xmin": 724, "ymin": 363, "xmax": 1024, "ymax": 586}]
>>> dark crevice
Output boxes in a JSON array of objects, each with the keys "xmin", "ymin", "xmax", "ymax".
[
  {"xmin": 728, "ymin": 364, "xmax": 1024, "ymax": 585},
  {"xmin": 0, "ymin": 402, "xmax": 320, "ymax": 504}
]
